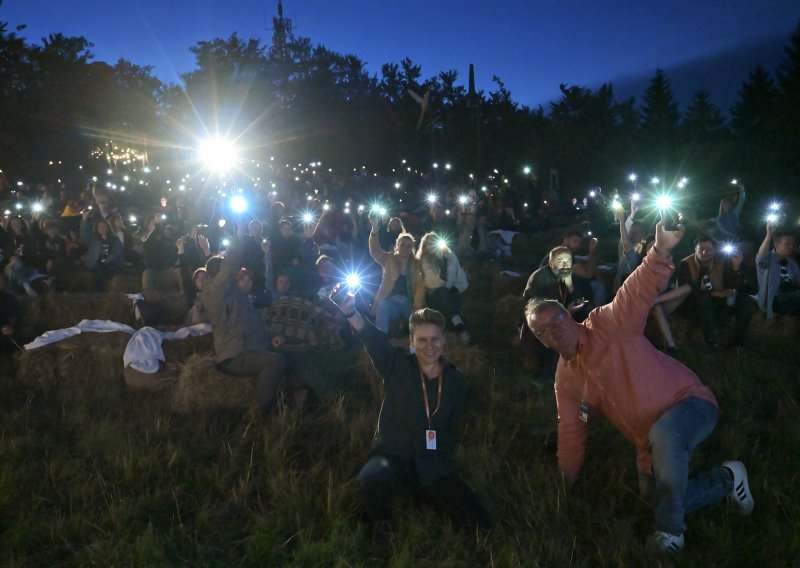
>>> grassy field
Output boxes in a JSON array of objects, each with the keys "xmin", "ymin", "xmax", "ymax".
[{"xmin": 2, "ymin": 266, "xmax": 800, "ymax": 566}]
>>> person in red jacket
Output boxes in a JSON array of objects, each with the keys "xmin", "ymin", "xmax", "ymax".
[{"xmin": 525, "ymin": 220, "xmax": 754, "ymax": 555}]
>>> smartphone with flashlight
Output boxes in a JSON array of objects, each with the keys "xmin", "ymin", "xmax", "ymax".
[{"xmin": 661, "ymin": 210, "xmax": 680, "ymax": 231}]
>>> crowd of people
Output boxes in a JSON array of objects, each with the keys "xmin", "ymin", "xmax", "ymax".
[{"xmin": 2, "ymin": 166, "xmax": 799, "ymax": 556}]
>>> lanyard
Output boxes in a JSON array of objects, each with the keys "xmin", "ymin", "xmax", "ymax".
[{"xmin": 419, "ymin": 367, "xmax": 443, "ymax": 430}]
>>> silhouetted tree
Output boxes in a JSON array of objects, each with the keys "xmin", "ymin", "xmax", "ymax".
[
  {"xmin": 640, "ymin": 69, "xmax": 680, "ymax": 172},
  {"xmin": 730, "ymin": 65, "xmax": 780, "ymax": 191}
]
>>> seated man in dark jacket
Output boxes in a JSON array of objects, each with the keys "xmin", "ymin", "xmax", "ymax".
[{"xmin": 331, "ymin": 291, "xmax": 491, "ymax": 537}]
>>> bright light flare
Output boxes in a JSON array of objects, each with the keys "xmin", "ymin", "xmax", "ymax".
[
  {"xmin": 651, "ymin": 177, "xmax": 660, "ymax": 185},
  {"xmin": 301, "ymin": 212, "xmax": 315, "ymax": 224},
  {"xmin": 769, "ymin": 202, "xmax": 781, "ymax": 212},
  {"xmin": 628, "ymin": 173, "xmax": 637, "ymax": 182},
  {"xmin": 722, "ymin": 243, "xmax": 736, "ymax": 255},
  {"xmin": 32, "ymin": 203, "xmax": 44, "ymax": 213},
  {"xmin": 229, "ymin": 195, "xmax": 248, "ymax": 214},
  {"xmin": 345, "ymin": 273, "xmax": 361, "ymax": 290},
  {"xmin": 766, "ymin": 213, "xmax": 779, "ymax": 223},
  {"xmin": 221, "ymin": 238, "xmax": 231, "ymax": 248},
  {"xmin": 198, "ymin": 137, "xmax": 238, "ymax": 173},
  {"xmin": 655, "ymin": 194, "xmax": 673, "ymax": 210},
  {"xmin": 426, "ymin": 192, "xmax": 438, "ymax": 205},
  {"xmin": 631, "ymin": 192, "xmax": 641, "ymax": 202},
  {"xmin": 437, "ymin": 238, "xmax": 449, "ymax": 251},
  {"xmin": 458, "ymin": 195, "xmax": 469, "ymax": 205}
]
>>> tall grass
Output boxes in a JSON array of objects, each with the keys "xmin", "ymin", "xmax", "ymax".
[{"xmin": 1, "ymin": 272, "xmax": 799, "ymax": 565}]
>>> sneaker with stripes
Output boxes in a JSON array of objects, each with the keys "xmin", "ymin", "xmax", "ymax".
[{"xmin": 722, "ymin": 460, "xmax": 754, "ymax": 515}]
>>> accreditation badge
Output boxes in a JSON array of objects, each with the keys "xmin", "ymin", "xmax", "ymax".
[
  {"xmin": 426, "ymin": 430, "xmax": 437, "ymax": 450},
  {"xmin": 579, "ymin": 400, "xmax": 590, "ymax": 423}
]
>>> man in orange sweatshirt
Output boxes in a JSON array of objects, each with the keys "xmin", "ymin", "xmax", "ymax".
[{"xmin": 525, "ymin": 220, "xmax": 753, "ymax": 555}]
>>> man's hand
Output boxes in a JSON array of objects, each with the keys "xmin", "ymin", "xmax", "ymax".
[
  {"xmin": 1, "ymin": 325, "xmax": 13, "ymax": 336},
  {"xmin": 588, "ymin": 237, "xmax": 599, "ymax": 255},
  {"xmin": 368, "ymin": 214, "xmax": 380, "ymax": 232},
  {"xmin": 766, "ymin": 220, "xmax": 775, "ymax": 237},
  {"xmin": 613, "ymin": 207, "xmax": 626, "ymax": 223},
  {"xmin": 653, "ymin": 219, "xmax": 685, "ymax": 257},
  {"xmin": 567, "ymin": 298, "xmax": 586, "ymax": 313},
  {"xmin": 329, "ymin": 282, "xmax": 355, "ymax": 314}
]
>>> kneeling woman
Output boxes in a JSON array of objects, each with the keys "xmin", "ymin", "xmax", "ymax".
[{"xmin": 417, "ymin": 232, "xmax": 472, "ymax": 345}]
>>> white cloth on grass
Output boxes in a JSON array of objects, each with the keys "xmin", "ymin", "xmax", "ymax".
[{"xmin": 24, "ymin": 319, "xmax": 136, "ymax": 350}]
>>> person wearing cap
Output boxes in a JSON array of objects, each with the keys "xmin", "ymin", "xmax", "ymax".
[
  {"xmin": 330, "ymin": 290, "xmax": 491, "ymax": 538},
  {"xmin": 525, "ymin": 220, "xmax": 754, "ymax": 555}
]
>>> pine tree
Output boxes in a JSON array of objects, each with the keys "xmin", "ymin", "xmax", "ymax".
[
  {"xmin": 775, "ymin": 23, "xmax": 800, "ymax": 187},
  {"xmin": 682, "ymin": 90, "xmax": 726, "ymax": 144},
  {"xmin": 639, "ymin": 69, "xmax": 680, "ymax": 171}
]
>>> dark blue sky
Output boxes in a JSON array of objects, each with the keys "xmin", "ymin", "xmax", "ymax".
[{"xmin": 2, "ymin": 0, "xmax": 799, "ymax": 107}]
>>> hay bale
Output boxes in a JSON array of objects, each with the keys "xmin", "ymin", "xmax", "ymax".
[
  {"xmin": 20, "ymin": 292, "xmax": 136, "ymax": 331},
  {"xmin": 108, "ymin": 273, "xmax": 143, "ymax": 294},
  {"xmin": 123, "ymin": 365, "xmax": 176, "ymax": 391},
  {"xmin": 57, "ymin": 270, "xmax": 93, "ymax": 292},
  {"xmin": 170, "ymin": 354, "xmax": 256, "ymax": 413},
  {"xmin": 16, "ymin": 333, "xmax": 128, "ymax": 388}
]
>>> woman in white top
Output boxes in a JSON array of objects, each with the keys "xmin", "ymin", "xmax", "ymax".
[{"xmin": 416, "ymin": 232, "xmax": 472, "ymax": 345}]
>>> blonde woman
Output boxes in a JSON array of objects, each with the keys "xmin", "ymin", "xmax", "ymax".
[
  {"xmin": 368, "ymin": 215, "xmax": 425, "ymax": 334},
  {"xmin": 417, "ymin": 232, "xmax": 472, "ymax": 345}
]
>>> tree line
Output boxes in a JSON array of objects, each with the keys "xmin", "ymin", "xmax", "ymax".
[{"xmin": 1, "ymin": 12, "xmax": 799, "ymax": 209}]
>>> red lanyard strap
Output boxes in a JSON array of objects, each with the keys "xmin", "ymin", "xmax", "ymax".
[{"xmin": 419, "ymin": 367, "xmax": 443, "ymax": 430}]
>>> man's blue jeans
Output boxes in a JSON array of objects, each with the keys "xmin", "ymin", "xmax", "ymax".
[
  {"xmin": 376, "ymin": 294, "xmax": 411, "ymax": 334},
  {"xmin": 646, "ymin": 397, "xmax": 732, "ymax": 535}
]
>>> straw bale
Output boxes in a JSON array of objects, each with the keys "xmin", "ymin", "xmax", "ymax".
[
  {"xmin": 170, "ymin": 353, "xmax": 256, "ymax": 413},
  {"xmin": 16, "ymin": 333, "xmax": 128, "ymax": 388},
  {"xmin": 58, "ymin": 270, "xmax": 93, "ymax": 292},
  {"xmin": 161, "ymin": 333, "xmax": 214, "ymax": 362},
  {"xmin": 108, "ymin": 273, "xmax": 143, "ymax": 294},
  {"xmin": 20, "ymin": 292, "xmax": 135, "ymax": 331}
]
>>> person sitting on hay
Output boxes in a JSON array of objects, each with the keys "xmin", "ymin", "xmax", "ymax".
[
  {"xmin": 330, "ymin": 286, "xmax": 492, "ymax": 540},
  {"xmin": 202, "ymin": 224, "xmax": 326, "ymax": 413}
]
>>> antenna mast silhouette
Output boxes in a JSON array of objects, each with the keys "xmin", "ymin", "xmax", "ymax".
[{"xmin": 270, "ymin": 1, "xmax": 293, "ymax": 60}]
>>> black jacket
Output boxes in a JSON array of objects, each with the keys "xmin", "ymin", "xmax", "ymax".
[{"xmin": 358, "ymin": 321, "xmax": 465, "ymax": 484}]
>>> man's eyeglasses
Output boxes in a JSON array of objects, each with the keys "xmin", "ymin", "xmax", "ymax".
[{"xmin": 531, "ymin": 310, "xmax": 569, "ymax": 338}]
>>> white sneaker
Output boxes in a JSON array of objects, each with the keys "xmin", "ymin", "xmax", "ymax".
[
  {"xmin": 722, "ymin": 460, "xmax": 754, "ymax": 515},
  {"xmin": 646, "ymin": 531, "xmax": 684, "ymax": 555}
]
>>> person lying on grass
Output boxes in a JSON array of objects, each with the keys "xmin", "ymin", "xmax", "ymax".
[
  {"xmin": 330, "ymin": 288, "xmax": 492, "ymax": 540},
  {"xmin": 525, "ymin": 219, "xmax": 754, "ymax": 556}
]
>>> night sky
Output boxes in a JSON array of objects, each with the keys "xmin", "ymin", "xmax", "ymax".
[{"xmin": 2, "ymin": 0, "xmax": 800, "ymax": 107}]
